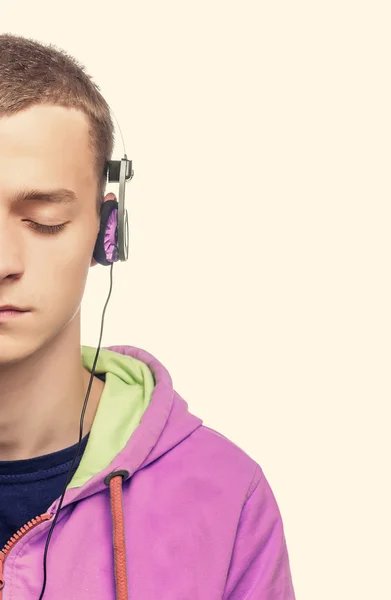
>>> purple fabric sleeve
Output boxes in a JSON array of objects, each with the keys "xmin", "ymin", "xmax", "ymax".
[{"xmin": 223, "ymin": 466, "xmax": 296, "ymax": 600}]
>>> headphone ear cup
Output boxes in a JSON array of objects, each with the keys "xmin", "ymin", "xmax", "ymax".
[{"xmin": 93, "ymin": 199, "xmax": 119, "ymax": 266}]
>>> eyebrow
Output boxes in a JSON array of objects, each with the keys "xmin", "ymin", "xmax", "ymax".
[{"xmin": 13, "ymin": 188, "xmax": 78, "ymax": 205}]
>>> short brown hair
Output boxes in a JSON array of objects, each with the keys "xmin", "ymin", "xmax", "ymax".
[{"xmin": 0, "ymin": 33, "xmax": 114, "ymax": 212}]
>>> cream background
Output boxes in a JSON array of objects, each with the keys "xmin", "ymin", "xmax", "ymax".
[{"xmin": 1, "ymin": 1, "xmax": 390, "ymax": 598}]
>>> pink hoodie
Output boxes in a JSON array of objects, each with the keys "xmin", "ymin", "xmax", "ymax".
[{"xmin": 0, "ymin": 345, "xmax": 296, "ymax": 599}]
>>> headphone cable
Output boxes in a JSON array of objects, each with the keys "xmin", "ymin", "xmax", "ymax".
[{"xmin": 38, "ymin": 261, "xmax": 114, "ymax": 600}]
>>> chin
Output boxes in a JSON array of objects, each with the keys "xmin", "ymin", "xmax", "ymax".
[
  {"xmin": 0, "ymin": 332, "xmax": 47, "ymax": 366},
  {"xmin": 0, "ymin": 341, "xmax": 33, "ymax": 366},
  {"xmin": 0, "ymin": 311, "xmax": 80, "ymax": 367}
]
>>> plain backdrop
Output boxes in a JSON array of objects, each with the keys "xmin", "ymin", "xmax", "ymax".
[{"xmin": 1, "ymin": 2, "xmax": 390, "ymax": 598}]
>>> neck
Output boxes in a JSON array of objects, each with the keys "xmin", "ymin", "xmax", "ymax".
[{"xmin": 0, "ymin": 314, "xmax": 104, "ymax": 461}]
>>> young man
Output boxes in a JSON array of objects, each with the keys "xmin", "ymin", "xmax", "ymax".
[{"xmin": 0, "ymin": 33, "xmax": 296, "ymax": 599}]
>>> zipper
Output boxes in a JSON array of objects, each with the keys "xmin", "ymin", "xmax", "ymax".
[{"xmin": 0, "ymin": 513, "xmax": 53, "ymax": 599}]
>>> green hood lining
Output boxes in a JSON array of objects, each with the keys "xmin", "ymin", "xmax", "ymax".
[{"xmin": 68, "ymin": 346, "xmax": 155, "ymax": 489}]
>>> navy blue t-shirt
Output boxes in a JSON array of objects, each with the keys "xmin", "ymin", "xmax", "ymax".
[
  {"xmin": 0, "ymin": 433, "xmax": 89, "ymax": 548},
  {"xmin": 0, "ymin": 373, "xmax": 105, "ymax": 549}
]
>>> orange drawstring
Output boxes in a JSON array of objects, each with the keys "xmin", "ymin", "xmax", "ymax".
[{"xmin": 107, "ymin": 472, "xmax": 129, "ymax": 600}]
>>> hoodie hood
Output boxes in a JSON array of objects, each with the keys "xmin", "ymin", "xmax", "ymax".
[{"xmin": 60, "ymin": 344, "xmax": 203, "ymax": 509}]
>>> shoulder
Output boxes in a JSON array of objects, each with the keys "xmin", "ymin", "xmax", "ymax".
[{"xmin": 180, "ymin": 422, "xmax": 264, "ymax": 503}]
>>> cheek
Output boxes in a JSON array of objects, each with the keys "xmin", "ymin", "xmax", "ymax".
[
  {"xmin": 42, "ymin": 220, "xmax": 97, "ymax": 262},
  {"xmin": 31, "ymin": 223, "xmax": 98, "ymax": 305}
]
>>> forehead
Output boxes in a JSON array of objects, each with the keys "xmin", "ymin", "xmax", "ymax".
[{"xmin": 0, "ymin": 104, "xmax": 95, "ymax": 195}]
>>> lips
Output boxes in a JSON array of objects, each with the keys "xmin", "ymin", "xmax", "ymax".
[{"xmin": 0, "ymin": 306, "xmax": 30, "ymax": 321}]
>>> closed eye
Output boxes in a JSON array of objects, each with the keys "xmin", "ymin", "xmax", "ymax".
[{"xmin": 24, "ymin": 221, "xmax": 68, "ymax": 234}]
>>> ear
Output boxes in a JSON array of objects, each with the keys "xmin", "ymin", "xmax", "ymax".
[{"xmin": 90, "ymin": 192, "xmax": 117, "ymax": 267}]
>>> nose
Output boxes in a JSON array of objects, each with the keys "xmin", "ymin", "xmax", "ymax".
[{"xmin": 0, "ymin": 219, "xmax": 24, "ymax": 282}]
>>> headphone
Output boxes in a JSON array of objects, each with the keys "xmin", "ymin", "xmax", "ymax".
[
  {"xmin": 93, "ymin": 156, "xmax": 134, "ymax": 266},
  {"xmin": 38, "ymin": 114, "xmax": 134, "ymax": 599}
]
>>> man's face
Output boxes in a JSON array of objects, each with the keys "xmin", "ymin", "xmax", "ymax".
[{"xmin": 0, "ymin": 104, "xmax": 101, "ymax": 364}]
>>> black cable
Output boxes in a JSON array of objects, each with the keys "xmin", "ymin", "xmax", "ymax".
[{"xmin": 38, "ymin": 262, "xmax": 114, "ymax": 600}]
